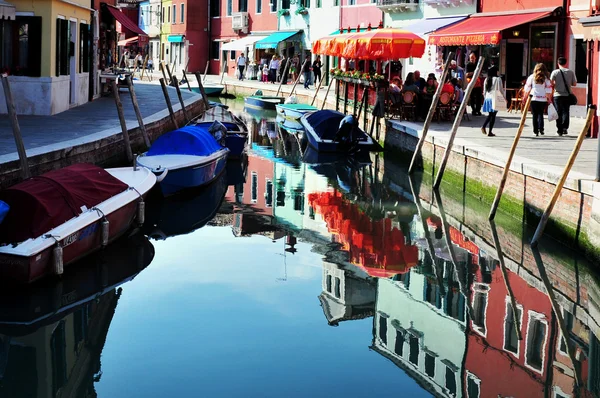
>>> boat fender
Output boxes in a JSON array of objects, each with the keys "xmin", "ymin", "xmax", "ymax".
[
  {"xmin": 137, "ymin": 200, "xmax": 146, "ymax": 226},
  {"xmin": 53, "ymin": 244, "xmax": 64, "ymax": 275},
  {"xmin": 208, "ymin": 120, "xmax": 228, "ymax": 147},
  {"xmin": 285, "ymin": 95, "xmax": 298, "ymax": 104},
  {"xmin": 156, "ymin": 168, "xmax": 169, "ymax": 182},
  {"xmin": 101, "ymin": 218, "xmax": 109, "ymax": 246},
  {"xmin": 253, "ymin": 89, "xmax": 263, "ymax": 96}
]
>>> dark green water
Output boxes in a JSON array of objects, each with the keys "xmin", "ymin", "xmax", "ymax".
[{"xmin": 1, "ymin": 99, "xmax": 599, "ymax": 397}]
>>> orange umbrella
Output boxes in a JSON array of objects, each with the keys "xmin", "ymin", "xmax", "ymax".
[{"xmin": 345, "ymin": 28, "xmax": 426, "ymax": 60}]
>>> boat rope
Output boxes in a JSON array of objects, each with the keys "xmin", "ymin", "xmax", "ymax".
[
  {"xmin": 129, "ymin": 186, "xmax": 143, "ymax": 199},
  {"xmin": 91, "ymin": 207, "xmax": 106, "ymax": 219}
]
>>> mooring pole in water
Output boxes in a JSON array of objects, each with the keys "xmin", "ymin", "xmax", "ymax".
[
  {"xmin": 160, "ymin": 61, "xmax": 169, "ymax": 84},
  {"xmin": 531, "ymin": 105, "xmax": 596, "ymax": 247},
  {"xmin": 489, "ymin": 220, "xmax": 522, "ymax": 340},
  {"xmin": 408, "ymin": 53, "xmax": 454, "ymax": 175},
  {"xmin": 531, "ymin": 245, "xmax": 580, "ymax": 385},
  {"xmin": 194, "ymin": 71, "xmax": 211, "ymax": 111},
  {"xmin": 311, "ymin": 73, "xmax": 323, "ymax": 106},
  {"xmin": 171, "ymin": 76, "xmax": 190, "ymax": 123},
  {"xmin": 276, "ymin": 60, "xmax": 292, "ymax": 97},
  {"xmin": 289, "ymin": 59, "xmax": 309, "ymax": 98},
  {"xmin": 203, "ymin": 61, "xmax": 210, "ymax": 83},
  {"xmin": 165, "ymin": 62, "xmax": 175, "ymax": 85},
  {"xmin": 343, "ymin": 80, "xmax": 349, "ymax": 115},
  {"xmin": 126, "ymin": 76, "xmax": 151, "ymax": 149},
  {"xmin": 320, "ymin": 79, "xmax": 333, "ymax": 110},
  {"xmin": 433, "ymin": 57, "xmax": 485, "ymax": 190},
  {"xmin": 335, "ymin": 79, "xmax": 340, "ymax": 112},
  {"xmin": 489, "ymin": 95, "xmax": 532, "ymax": 221},
  {"xmin": 159, "ymin": 78, "xmax": 179, "ymax": 129},
  {"xmin": 1, "ymin": 74, "xmax": 30, "ymax": 180},
  {"xmin": 111, "ymin": 80, "xmax": 133, "ymax": 163},
  {"xmin": 182, "ymin": 70, "xmax": 192, "ymax": 92}
]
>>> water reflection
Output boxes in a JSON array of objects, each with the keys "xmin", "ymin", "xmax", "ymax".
[{"xmin": 2, "ymin": 102, "xmax": 600, "ymax": 396}]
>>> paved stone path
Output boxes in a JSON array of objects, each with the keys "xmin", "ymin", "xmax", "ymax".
[{"xmin": 0, "ymin": 82, "xmax": 196, "ymax": 156}]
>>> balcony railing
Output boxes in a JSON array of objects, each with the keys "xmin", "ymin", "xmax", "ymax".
[{"xmin": 376, "ymin": 0, "xmax": 418, "ymax": 12}]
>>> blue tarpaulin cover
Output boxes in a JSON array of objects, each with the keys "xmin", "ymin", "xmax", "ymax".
[
  {"xmin": 0, "ymin": 200, "xmax": 8, "ymax": 224},
  {"xmin": 304, "ymin": 110, "xmax": 346, "ymax": 140},
  {"xmin": 147, "ymin": 126, "xmax": 223, "ymax": 156}
]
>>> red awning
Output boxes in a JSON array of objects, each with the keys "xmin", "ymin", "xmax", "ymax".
[
  {"xmin": 117, "ymin": 36, "xmax": 138, "ymax": 46},
  {"xmin": 107, "ymin": 5, "xmax": 147, "ymax": 37},
  {"xmin": 428, "ymin": 10, "xmax": 553, "ymax": 46}
]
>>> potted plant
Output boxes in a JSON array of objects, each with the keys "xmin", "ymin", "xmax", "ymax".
[
  {"xmin": 295, "ymin": 6, "xmax": 308, "ymax": 14},
  {"xmin": 277, "ymin": 9, "xmax": 290, "ymax": 16},
  {"xmin": 342, "ymin": 71, "xmax": 353, "ymax": 82}
]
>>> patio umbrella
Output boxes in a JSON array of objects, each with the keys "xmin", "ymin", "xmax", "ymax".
[{"xmin": 343, "ymin": 28, "xmax": 426, "ymax": 60}]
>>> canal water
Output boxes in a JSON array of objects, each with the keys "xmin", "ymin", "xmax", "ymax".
[{"xmin": 2, "ymin": 100, "xmax": 600, "ymax": 397}]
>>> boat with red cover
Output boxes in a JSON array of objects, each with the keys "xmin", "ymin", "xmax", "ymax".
[{"xmin": 0, "ymin": 164, "xmax": 156, "ymax": 284}]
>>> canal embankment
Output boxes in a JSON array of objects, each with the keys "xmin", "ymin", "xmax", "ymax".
[{"xmin": 0, "ymin": 82, "xmax": 205, "ymax": 189}]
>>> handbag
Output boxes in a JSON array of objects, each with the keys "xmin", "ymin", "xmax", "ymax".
[
  {"xmin": 491, "ymin": 78, "xmax": 507, "ymax": 111},
  {"xmin": 559, "ymin": 70, "xmax": 577, "ymax": 106},
  {"xmin": 547, "ymin": 103, "xmax": 559, "ymax": 121}
]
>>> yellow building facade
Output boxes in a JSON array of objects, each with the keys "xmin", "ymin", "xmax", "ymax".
[{"xmin": 159, "ymin": 0, "xmax": 171, "ymax": 62}]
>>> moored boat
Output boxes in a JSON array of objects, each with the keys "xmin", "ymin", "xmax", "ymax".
[
  {"xmin": 244, "ymin": 95, "xmax": 284, "ymax": 110},
  {"xmin": 276, "ymin": 115, "xmax": 305, "ymax": 134},
  {"xmin": 193, "ymin": 107, "xmax": 248, "ymax": 159},
  {"xmin": 300, "ymin": 110, "xmax": 381, "ymax": 153},
  {"xmin": 191, "ymin": 84, "xmax": 224, "ymax": 97},
  {"xmin": 0, "ymin": 164, "xmax": 156, "ymax": 284},
  {"xmin": 275, "ymin": 103, "xmax": 318, "ymax": 122},
  {"xmin": 137, "ymin": 125, "xmax": 229, "ymax": 196}
]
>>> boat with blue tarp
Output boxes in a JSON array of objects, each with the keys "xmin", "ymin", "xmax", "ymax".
[
  {"xmin": 300, "ymin": 110, "xmax": 381, "ymax": 153},
  {"xmin": 193, "ymin": 107, "xmax": 248, "ymax": 159},
  {"xmin": 136, "ymin": 125, "xmax": 229, "ymax": 196},
  {"xmin": 244, "ymin": 90, "xmax": 284, "ymax": 110}
]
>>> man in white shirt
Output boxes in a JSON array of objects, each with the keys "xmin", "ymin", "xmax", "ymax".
[
  {"xmin": 550, "ymin": 56, "xmax": 577, "ymax": 136},
  {"xmin": 236, "ymin": 53, "xmax": 246, "ymax": 81}
]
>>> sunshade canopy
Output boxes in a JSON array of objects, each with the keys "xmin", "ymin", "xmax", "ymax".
[
  {"xmin": 428, "ymin": 10, "xmax": 554, "ymax": 46},
  {"xmin": 117, "ymin": 36, "xmax": 138, "ymax": 46},
  {"xmin": 255, "ymin": 31, "xmax": 301, "ymax": 49},
  {"xmin": 222, "ymin": 35, "xmax": 267, "ymax": 51},
  {"xmin": 107, "ymin": 5, "xmax": 147, "ymax": 37}
]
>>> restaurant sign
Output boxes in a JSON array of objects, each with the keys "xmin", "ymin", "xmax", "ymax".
[{"xmin": 429, "ymin": 33, "xmax": 501, "ymax": 46}]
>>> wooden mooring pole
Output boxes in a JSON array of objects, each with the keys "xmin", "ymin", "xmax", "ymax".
[
  {"xmin": 320, "ymin": 80, "xmax": 333, "ymax": 110},
  {"xmin": 194, "ymin": 71, "xmax": 211, "ymax": 111},
  {"xmin": 289, "ymin": 59, "xmax": 309, "ymax": 98},
  {"xmin": 171, "ymin": 76, "xmax": 190, "ymax": 123},
  {"xmin": 489, "ymin": 95, "xmax": 532, "ymax": 221},
  {"xmin": 160, "ymin": 61, "xmax": 169, "ymax": 84},
  {"xmin": 531, "ymin": 105, "xmax": 596, "ymax": 247},
  {"xmin": 203, "ymin": 61, "xmax": 210, "ymax": 83},
  {"xmin": 111, "ymin": 80, "xmax": 133, "ymax": 163},
  {"xmin": 310, "ymin": 74, "xmax": 323, "ymax": 106},
  {"xmin": 408, "ymin": 53, "xmax": 454, "ymax": 175},
  {"xmin": 1, "ymin": 74, "xmax": 30, "ymax": 180},
  {"xmin": 159, "ymin": 78, "xmax": 179, "ymax": 129},
  {"xmin": 276, "ymin": 60, "xmax": 292, "ymax": 97},
  {"xmin": 125, "ymin": 76, "xmax": 151, "ymax": 149},
  {"xmin": 433, "ymin": 56, "xmax": 485, "ymax": 190},
  {"xmin": 165, "ymin": 62, "xmax": 175, "ymax": 85},
  {"xmin": 182, "ymin": 70, "xmax": 192, "ymax": 92}
]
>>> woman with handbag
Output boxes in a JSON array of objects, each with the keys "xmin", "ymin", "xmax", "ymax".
[
  {"xmin": 550, "ymin": 57, "xmax": 577, "ymax": 136},
  {"xmin": 481, "ymin": 66, "xmax": 504, "ymax": 137},
  {"xmin": 524, "ymin": 63, "xmax": 553, "ymax": 137}
]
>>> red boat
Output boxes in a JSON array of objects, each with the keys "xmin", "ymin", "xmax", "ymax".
[{"xmin": 0, "ymin": 164, "xmax": 156, "ymax": 283}]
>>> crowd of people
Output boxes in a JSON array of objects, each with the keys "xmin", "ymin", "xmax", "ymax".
[{"xmin": 244, "ymin": 53, "xmax": 323, "ymax": 88}]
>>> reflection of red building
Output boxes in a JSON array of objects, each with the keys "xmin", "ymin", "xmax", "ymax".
[
  {"xmin": 308, "ymin": 191, "xmax": 418, "ymax": 277},
  {"xmin": 226, "ymin": 153, "xmax": 274, "ymax": 214}
]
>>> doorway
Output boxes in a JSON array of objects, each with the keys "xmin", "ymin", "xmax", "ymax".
[
  {"xmin": 505, "ymin": 41, "xmax": 524, "ymax": 89},
  {"xmin": 69, "ymin": 20, "xmax": 77, "ymax": 105}
]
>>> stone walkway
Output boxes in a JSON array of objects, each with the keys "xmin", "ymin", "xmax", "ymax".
[{"xmin": 0, "ymin": 82, "xmax": 197, "ymax": 158}]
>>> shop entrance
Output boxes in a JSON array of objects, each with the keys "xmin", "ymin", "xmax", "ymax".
[{"xmin": 505, "ymin": 41, "xmax": 524, "ymax": 88}]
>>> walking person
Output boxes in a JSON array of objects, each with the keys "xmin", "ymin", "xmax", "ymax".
[
  {"xmin": 550, "ymin": 56, "xmax": 577, "ymax": 136},
  {"xmin": 524, "ymin": 63, "xmax": 553, "ymax": 136},
  {"xmin": 302, "ymin": 59, "xmax": 311, "ymax": 89},
  {"xmin": 236, "ymin": 53, "xmax": 246, "ymax": 81},
  {"xmin": 481, "ymin": 66, "xmax": 504, "ymax": 137},
  {"xmin": 466, "ymin": 52, "xmax": 483, "ymax": 115},
  {"xmin": 312, "ymin": 56, "xmax": 322, "ymax": 85},
  {"xmin": 268, "ymin": 55, "xmax": 279, "ymax": 83}
]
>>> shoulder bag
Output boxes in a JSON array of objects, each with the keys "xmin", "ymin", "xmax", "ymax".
[{"xmin": 559, "ymin": 70, "xmax": 577, "ymax": 106}]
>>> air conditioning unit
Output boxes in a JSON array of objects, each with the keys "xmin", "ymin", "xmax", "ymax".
[{"xmin": 232, "ymin": 12, "xmax": 249, "ymax": 33}]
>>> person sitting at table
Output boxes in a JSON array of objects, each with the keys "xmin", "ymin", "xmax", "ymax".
[
  {"xmin": 389, "ymin": 77, "xmax": 402, "ymax": 104},
  {"xmin": 419, "ymin": 76, "xmax": 437, "ymax": 119},
  {"xmin": 442, "ymin": 75, "xmax": 455, "ymax": 97},
  {"xmin": 402, "ymin": 73, "xmax": 419, "ymax": 94},
  {"xmin": 452, "ymin": 78, "xmax": 464, "ymax": 104}
]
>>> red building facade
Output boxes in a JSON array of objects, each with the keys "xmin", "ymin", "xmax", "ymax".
[
  {"xmin": 340, "ymin": 0, "xmax": 382, "ymax": 31},
  {"xmin": 170, "ymin": 0, "xmax": 210, "ymax": 73}
]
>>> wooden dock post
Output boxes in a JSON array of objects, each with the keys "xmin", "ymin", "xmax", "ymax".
[
  {"xmin": 343, "ymin": 81, "xmax": 349, "ymax": 115},
  {"xmin": 203, "ymin": 61, "xmax": 210, "ymax": 83},
  {"xmin": 171, "ymin": 76, "xmax": 190, "ymax": 123},
  {"xmin": 489, "ymin": 220, "xmax": 522, "ymax": 340},
  {"xmin": 531, "ymin": 105, "xmax": 596, "ymax": 247},
  {"xmin": 1, "ymin": 74, "xmax": 30, "ymax": 180},
  {"xmin": 320, "ymin": 80, "xmax": 333, "ymax": 110},
  {"xmin": 182, "ymin": 70, "xmax": 192, "ymax": 92},
  {"xmin": 125, "ymin": 76, "xmax": 151, "ymax": 149},
  {"xmin": 433, "ymin": 56, "xmax": 485, "ymax": 190},
  {"xmin": 289, "ymin": 59, "xmax": 309, "ymax": 97},
  {"xmin": 160, "ymin": 61, "xmax": 169, "ymax": 84},
  {"xmin": 276, "ymin": 60, "xmax": 292, "ymax": 97},
  {"xmin": 159, "ymin": 78, "xmax": 179, "ymax": 129},
  {"xmin": 111, "ymin": 80, "xmax": 133, "ymax": 163},
  {"xmin": 165, "ymin": 62, "xmax": 175, "ymax": 85},
  {"xmin": 489, "ymin": 95, "xmax": 532, "ymax": 220},
  {"xmin": 310, "ymin": 74, "xmax": 323, "ymax": 106},
  {"xmin": 408, "ymin": 53, "xmax": 454, "ymax": 174},
  {"xmin": 194, "ymin": 71, "xmax": 211, "ymax": 111}
]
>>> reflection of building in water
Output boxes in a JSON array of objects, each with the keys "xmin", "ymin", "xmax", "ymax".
[
  {"xmin": 0, "ymin": 289, "xmax": 120, "ymax": 398},
  {"xmin": 372, "ymin": 266, "xmax": 468, "ymax": 397},
  {"xmin": 319, "ymin": 261, "xmax": 376, "ymax": 327}
]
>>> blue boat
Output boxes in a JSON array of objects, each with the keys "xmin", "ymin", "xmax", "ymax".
[
  {"xmin": 193, "ymin": 107, "xmax": 248, "ymax": 159},
  {"xmin": 275, "ymin": 103, "xmax": 318, "ymax": 122},
  {"xmin": 244, "ymin": 95, "xmax": 284, "ymax": 110},
  {"xmin": 300, "ymin": 110, "xmax": 381, "ymax": 154},
  {"xmin": 190, "ymin": 84, "xmax": 224, "ymax": 96},
  {"xmin": 136, "ymin": 125, "xmax": 229, "ymax": 196},
  {"xmin": 275, "ymin": 113, "xmax": 305, "ymax": 134}
]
